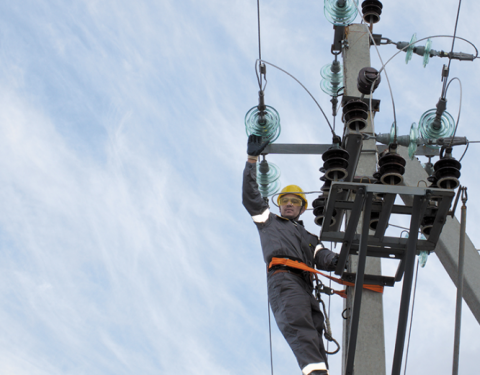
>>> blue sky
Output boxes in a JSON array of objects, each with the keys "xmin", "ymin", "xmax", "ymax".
[{"xmin": 0, "ymin": 1, "xmax": 479, "ymax": 374}]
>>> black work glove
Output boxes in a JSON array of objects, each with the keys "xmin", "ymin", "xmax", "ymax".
[
  {"xmin": 247, "ymin": 134, "xmax": 269, "ymax": 157},
  {"xmin": 326, "ymin": 254, "xmax": 349, "ymax": 272},
  {"xmin": 326, "ymin": 254, "xmax": 339, "ymax": 272}
]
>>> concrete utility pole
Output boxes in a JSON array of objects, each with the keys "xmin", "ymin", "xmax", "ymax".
[{"xmin": 341, "ymin": 24, "xmax": 386, "ymax": 375}]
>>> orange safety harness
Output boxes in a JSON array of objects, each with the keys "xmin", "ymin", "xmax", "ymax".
[{"xmin": 268, "ymin": 257, "xmax": 384, "ymax": 298}]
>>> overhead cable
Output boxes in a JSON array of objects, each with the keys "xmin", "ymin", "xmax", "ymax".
[
  {"xmin": 257, "ymin": 0, "xmax": 264, "ymax": 89},
  {"xmin": 445, "ymin": 77, "xmax": 463, "ymax": 147},
  {"xmin": 442, "ymin": 0, "xmax": 463, "ymax": 99},
  {"xmin": 256, "ymin": 59, "xmax": 337, "ymax": 137}
]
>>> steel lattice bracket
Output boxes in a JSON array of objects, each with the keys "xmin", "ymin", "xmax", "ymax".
[
  {"xmin": 321, "ymin": 182, "xmax": 455, "ymax": 375},
  {"xmin": 319, "ymin": 182, "xmax": 455, "ymax": 282}
]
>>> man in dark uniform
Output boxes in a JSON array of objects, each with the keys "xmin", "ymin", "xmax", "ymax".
[{"xmin": 242, "ymin": 135, "xmax": 339, "ymax": 375}]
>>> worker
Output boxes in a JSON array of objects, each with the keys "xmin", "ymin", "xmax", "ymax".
[{"xmin": 242, "ymin": 135, "xmax": 340, "ymax": 375}]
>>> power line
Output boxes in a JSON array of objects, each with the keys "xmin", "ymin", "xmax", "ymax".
[
  {"xmin": 442, "ymin": 0, "xmax": 463, "ymax": 99},
  {"xmin": 257, "ymin": 0, "xmax": 263, "ymax": 89}
]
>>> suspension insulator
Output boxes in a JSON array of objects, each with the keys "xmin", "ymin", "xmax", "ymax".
[
  {"xmin": 357, "ymin": 67, "xmax": 381, "ymax": 95},
  {"xmin": 324, "ymin": 0, "xmax": 359, "ymax": 26},
  {"xmin": 256, "ymin": 160, "xmax": 281, "ymax": 198},
  {"xmin": 245, "ymin": 105, "xmax": 281, "ymax": 143},
  {"xmin": 361, "ymin": 0, "xmax": 383, "ymax": 24},
  {"xmin": 320, "ymin": 147, "xmax": 350, "ymax": 181},
  {"xmin": 418, "ymin": 108, "xmax": 455, "ymax": 141},
  {"xmin": 430, "ymin": 157, "xmax": 462, "ymax": 189},
  {"xmin": 343, "ymin": 99, "xmax": 369, "ymax": 131},
  {"xmin": 320, "ymin": 61, "xmax": 344, "ymax": 96},
  {"xmin": 374, "ymin": 150, "xmax": 406, "ymax": 185}
]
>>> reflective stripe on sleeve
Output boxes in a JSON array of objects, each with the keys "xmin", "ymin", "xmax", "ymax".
[
  {"xmin": 252, "ymin": 208, "xmax": 270, "ymax": 223},
  {"xmin": 302, "ymin": 362, "xmax": 328, "ymax": 375},
  {"xmin": 314, "ymin": 243, "xmax": 325, "ymax": 258}
]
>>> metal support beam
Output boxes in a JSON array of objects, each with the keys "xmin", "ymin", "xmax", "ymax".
[
  {"xmin": 391, "ymin": 196, "xmax": 428, "ymax": 375},
  {"xmin": 262, "ymin": 143, "xmax": 331, "ymax": 155},
  {"xmin": 374, "ymin": 193, "xmax": 396, "ymax": 241},
  {"xmin": 345, "ymin": 192, "xmax": 374, "ymax": 375},
  {"xmin": 398, "ymin": 146, "xmax": 480, "ymax": 324},
  {"xmin": 335, "ymin": 190, "xmax": 366, "ymax": 276}
]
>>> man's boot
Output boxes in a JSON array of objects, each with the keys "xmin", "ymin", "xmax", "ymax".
[{"xmin": 309, "ymin": 371, "xmax": 328, "ymax": 375}]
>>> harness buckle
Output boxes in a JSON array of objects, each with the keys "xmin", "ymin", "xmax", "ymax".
[{"xmin": 315, "ymin": 283, "xmax": 335, "ymax": 297}]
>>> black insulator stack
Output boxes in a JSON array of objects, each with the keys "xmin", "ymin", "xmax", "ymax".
[
  {"xmin": 369, "ymin": 196, "xmax": 384, "ymax": 231},
  {"xmin": 421, "ymin": 213, "xmax": 436, "ymax": 236},
  {"xmin": 368, "ymin": 181, "xmax": 386, "ymax": 230},
  {"xmin": 320, "ymin": 178, "xmax": 332, "ymax": 192},
  {"xmin": 369, "ymin": 211, "xmax": 380, "ymax": 230},
  {"xmin": 357, "ymin": 67, "xmax": 381, "ymax": 95},
  {"xmin": 320, "ymin": 147, "xmax": 350, "ymax": 181},
  {"xmin": 312, "ymin": 196, "xmax": 326, "ymax": 226},
  {"xmin": 343, "ymin": 99, "xmax": 369, "ymax": 131},
  {"xmin": 374, "ymin": 151, "xmax": 406, "ymax": 185},
  {"xmin": 361, "ymin": 0, "xmax": 383, "ymax": 24},
  {"xmin": 428, "ymin": 157, "xmax": 462, "ymax": 190},
  {"xmin": 312, "ymin": 195, "xmax": 337, "ymax": 227}
]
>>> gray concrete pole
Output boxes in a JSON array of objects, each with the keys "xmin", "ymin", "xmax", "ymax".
[
  {"xmin": 341, "ymin": 23, "xmax": 386, "ymax": 375},
  {"xmin": 398, "ymin": 146, "xmax": 480, "ymax": 324}
]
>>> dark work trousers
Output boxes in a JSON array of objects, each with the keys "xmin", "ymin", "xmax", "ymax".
[{"xmin": 267, "ymin": 271, "xmax": 328, "ymax": 370}]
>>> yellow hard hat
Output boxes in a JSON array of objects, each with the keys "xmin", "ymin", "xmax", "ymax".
[{"xmin": 277, "ymin": 185, "xmax": 308, "ymax": 209}]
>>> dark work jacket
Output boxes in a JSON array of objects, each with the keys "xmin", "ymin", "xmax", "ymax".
[{"xmin": 242, "ymin": 162, "xmax": 337, "ymax": 270}]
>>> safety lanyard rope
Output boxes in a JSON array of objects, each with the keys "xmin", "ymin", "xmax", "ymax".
[{"xmin": 268, "ymin": 257, "xmax": 384, "ymax": 296}]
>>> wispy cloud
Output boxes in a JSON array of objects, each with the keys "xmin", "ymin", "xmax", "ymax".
[{"xmin": 0, "ymin": 1, "xmax": 479, "ymax": 374}]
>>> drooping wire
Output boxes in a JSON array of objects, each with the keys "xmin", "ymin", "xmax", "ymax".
[
  {"xmin": 403, "ymin": 259, "xmax": 420, "ymax": 375},
  {"xmin": 444, "ymin": 77, "xmax": 463, "ymax": 147},
  {"xmin": 390, "ymin": 223, "xmax": 423, "ymax": 234},
  {"xmin": 458, "ymin": 142, "xmax": 469, "ymax": 162},
  {"xmin": 370, "ymin": 33, "xmax": 398, "ymax": 143},
  {"xmin": 256, "ymin": 59, "xmax": 337, "ymax": 137},
  {"xmin": 441, "ymin": 0, "xmax": 463, "ymax": 99}
]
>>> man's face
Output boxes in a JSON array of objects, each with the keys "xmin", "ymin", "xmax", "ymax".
[{"xmin": 279, "ymin": 193, "xmax": 306, "ymax": 220}]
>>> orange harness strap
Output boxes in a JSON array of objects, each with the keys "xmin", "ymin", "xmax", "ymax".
[{"xmin": 269, "ymin": 257, "xmax": 384, "ymax": 295}]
